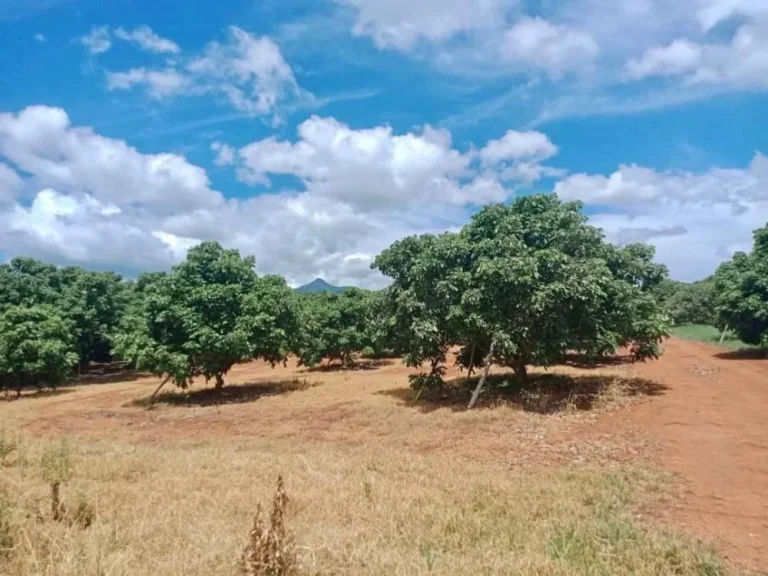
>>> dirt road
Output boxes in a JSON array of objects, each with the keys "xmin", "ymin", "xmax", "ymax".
[{"xmin": 615, "ymin": 338, "xmax": 768, "ymax": 569}]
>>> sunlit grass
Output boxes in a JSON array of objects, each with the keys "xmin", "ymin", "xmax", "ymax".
[
  {"xmin": 670, "ymin": 324, "xmax": 752, "ymax": 350},
  {"xmin": 0, "ymin": 432, "xmax": 732, "ymax": 576}
]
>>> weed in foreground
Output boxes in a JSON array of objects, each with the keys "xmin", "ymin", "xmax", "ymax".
[
  {"xmin": 241, "ymin": 475, "xmax": 298, "ymax": 576},
  {"xmin": 41, "ymin": 440, "xmax": 72, "ymax": 522}
]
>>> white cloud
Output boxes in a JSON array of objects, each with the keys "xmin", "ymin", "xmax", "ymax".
[
  {"xmin": 1, "ymin": 103, "xmax": 762, "ymax": 284},
  {"xmin": 479, "ymin": 129, "xmax": 558, "ymax": 164},
  {"xmin": 626, "ymin": 39, "xmax": 702, "ymax": 79},
  {"xmin": 106, "ymin": 68, "xmax": 191, "ymax": 99},
  {"xmin": 187, "ymin": 27, "xmax": 308, "ymax": 118},
  {"xmin": 339, "ymin": 0, "xmax": 600, "ymax": 79},
  {"xmin": 104, "ymin": 27, "xmax": 308, "ymax": 122},
  {"xmin": 0, "ymin": 106, "xmax": 562, "ymax": 285},
  {"xmin": 341, "ymin": 0, "xmax": 509, "ymax": 51},
  {"xmin": 0, "ymin": 106, "xmax": 222, "ymax": 213},
  {"xmin": 1, "ymin": 188, "xmax": 187, "ymax": 271},
  {"xmin": 555, "ymin": 156, "xmax": 765, "ymax": 207},
  {"xmin": 0, "ymin": 106, "xmax": 510, "ymax": 284},
  {"xmin": 237, "ymin": 116, "xmax": 516, "ymax": 210},
  {"xmin": 80, "ymin": 26, "xmax": 111, "ymax": 54},
  {"xmin": 500, "ymin": 17, "xmax": 599, "ymax": 75},
  {"xmin": 696, "ymin": 0, "xmax": 768, "ymax": 32},
  {"xmin": 114, "ymin": 25, "xmax": 180, "ymax": 54},
  {"xmin": 626, "ymin": 21, "xmax": 768, "ymax": 87},
  {"xmin": 554, "ymin": 154, "xmax": 768, "ymax": 280},
  {"xmin": 620, "ymin": 0, "xmax": 768, "ymax": 88},
  {"xmin": 34, "ymin": 33, "xmax": 46, "ymax": 42},
  {"xmin": 0, "ymin": 163, "xmax": 22, "ymax": 204},
  {"xmin": 211, "ymin": 142, "xmax": 236, "ymax": 166}
]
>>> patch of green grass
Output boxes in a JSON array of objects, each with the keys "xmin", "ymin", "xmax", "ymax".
[{"xmin": 670, "ymin": 324, "xmax": 753, "ymax": 350}]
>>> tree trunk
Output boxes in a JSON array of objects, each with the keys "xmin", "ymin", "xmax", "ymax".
[
  {"xmin": 150, "ymin": 375, "xmax": 172, "ymax": 403},
  {"xmin": 215, "ymin": 374, "xmax": 225, "ymax": 391},
  {"xmin": 466, "ymin": 341, "xmax": 477, "ymax": 381},
  {"xmin": 514, "ymin": 357, "xmax": 528, "ymax": 386},
  {"xmin": 719, "ymin": 324, "xmax": 730, "ymax": 345},
  {"xmin": 468, "ymin": 338, "xmax": 496, "ymax": 409}
]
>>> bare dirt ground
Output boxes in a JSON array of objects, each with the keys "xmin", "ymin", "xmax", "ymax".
[
  {"xmin": 2, "ymin": 337, "xmax": 767, "ymax": 571},
  {"xmin": 610, "ymin": 338, "xmax": 768, "ymax": 569}
]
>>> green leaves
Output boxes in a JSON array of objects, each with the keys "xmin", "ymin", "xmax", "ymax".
[
  {"xmin": 713, "ymin": 225, "xmax": 768, "ymax": 346},
  {"xmin": 0, "ymin": 305, "xmax": 78, "ymax": 394},
  {"xmin": 374, "ymin": 194, "xmax": 670, "ymax": 388},
  {"xmin": 113, "ymin": 242, "xmax": 298, "ymax": 389},
  {"xmin": 294, "ymin": 288, "xmax": 381, "ymax": 367}
]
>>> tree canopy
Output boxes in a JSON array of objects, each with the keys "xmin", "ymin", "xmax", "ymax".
[
  {"xmin": 654, "ymin": 278, "xmax": 716, "ymax": 326},
  {"xmin": 0, "ymin": 305, "xmax": 79, "ymax": 396},
  {"xmin": 713, "ymin": 225, "xmax": 768, "ymax": 346},
  {"xmin": 0, "ymin": 258, "xmax": 128, "ymax": 366},
  {"xmin": 113, "ymin": 242, "xmax": 298, "ymax": 390},
  {"xmin": 374, "ymin": 194, "xmax": 670, "ymax": 400},
  {"xmin": 294, "ymin": 288, "xmax": 385, "ymax": 367}
]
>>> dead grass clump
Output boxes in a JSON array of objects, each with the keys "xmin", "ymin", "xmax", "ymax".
[
  {"xmin": 0, "ymin": 488, "xmax": 14, "ymax": 561},
  {"xmin": 41, "ymin": 440, "xmax": 72, "ymax": 522},
  {"xmin": 241, "ymin": 475, "xmax": 297, "ymax": 576}
]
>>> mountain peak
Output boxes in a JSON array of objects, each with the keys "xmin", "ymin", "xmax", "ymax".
[{"xmin": 296, "ymin": 278, "xmax": 348, "ymax": 294}]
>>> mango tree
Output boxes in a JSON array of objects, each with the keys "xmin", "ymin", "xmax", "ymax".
[
  {"xmin": 113, "ymin": 242, "xmax": 297, "ymax": 395},
  {"xmin": 713, "ymin": 224, "xmax": 768, "ymax": 346},
  {"xmin": 0, "ymin": 305, "xmax": 78, "ymax": 396},
  {"xmin": 374, "ymin": 194, "xmax": 670, "ymax": 407}
]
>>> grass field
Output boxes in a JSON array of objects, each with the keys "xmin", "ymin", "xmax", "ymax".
[
  {"xmin": 0, "ymin": 352, "xmax": 754, "ymax": 575},
  {"xmin": 669, "ymin": 324, "xmax": 752, "ymax": 350}
]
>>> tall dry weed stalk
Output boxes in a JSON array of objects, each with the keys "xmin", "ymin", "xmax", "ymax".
[{"xmin": 241, "ymin": 475, "xmax": 297, "ymax": 576}]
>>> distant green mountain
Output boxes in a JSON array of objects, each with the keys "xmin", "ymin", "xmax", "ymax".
[{"xmin": 296, "ymin": 278, "xmax": 349, "ymax": 294}]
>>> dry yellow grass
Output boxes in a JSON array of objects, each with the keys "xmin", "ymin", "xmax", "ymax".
[{"xmin": 0, "ymin": 357, "xmax": 740, "ymax": 575}]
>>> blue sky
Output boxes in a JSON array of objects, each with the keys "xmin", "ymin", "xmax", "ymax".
[{"xmin": 1, "ymin": 0, "xmax": 767, "ymax": 286}]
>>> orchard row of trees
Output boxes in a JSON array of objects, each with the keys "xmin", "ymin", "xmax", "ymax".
[
  {"xmin": 0, "ymin": 246, "xmax": 387, "ymax": 396},
  {"xmin": 3, "ymin": 194, "xmax": 767, "ymax": 399}
]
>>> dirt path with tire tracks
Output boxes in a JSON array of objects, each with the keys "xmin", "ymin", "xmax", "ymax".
[{"xmin": 608, "ymin": 338, "xmax": 768, "ymax": 569}]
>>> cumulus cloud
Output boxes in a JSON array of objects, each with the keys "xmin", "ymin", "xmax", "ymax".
[
  {"xmin": 0, "ymin": 106, "xmax": 222, "ymax": 213},
  {"xmin": 554, "ymin": 156, "xmax": 765, "ymax": 208},
  {"xmin": 621, "ymin": 0, "xmax": 768, "ymax": 88},
  {"xmin": 1, "ymin": 103, "xmax": 764, "ymax": 284},
  {"xmin": 237, "ymin": 116, "xmax": 521, "ymax": 210},
  {"xmin": 34, "ymin": 33, "xmax": 46, "ymax": 42},
  {"xmin": 0, "ymin": 106, "xmax": 542, "ymax": 284},
  {"xmin": 80, "ymin": 26, "xmax": 111, "ymax": 54},
  {"xmin": 114, "ymin": 25, "xmax": 180, "ymax": 54},
  {"xmin": 500, "ymin": 17, "xmax": 599, "ymax": 75},
  {"xmin": 626, "ymin": 39, "xmax": 703, "ymax": 79},
  {"xmin": 626, "ymin": 23, "xmax": 768, "ymax": 87},
  {"xmin": 554, "ymin": 154, "xmax": 768, "ymax": 280},
  {"xmin": 479, "ymin": 129, "xmax": 558, "ymax": 164}
]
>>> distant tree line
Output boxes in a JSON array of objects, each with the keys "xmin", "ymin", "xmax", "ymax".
[
  {"xmin": 3, "ymin": 194, "xmax": 766, "ymax": 401},
  {"xmin": 653, "ymin": 278, "xmax": 717, "ymax": 326}
]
